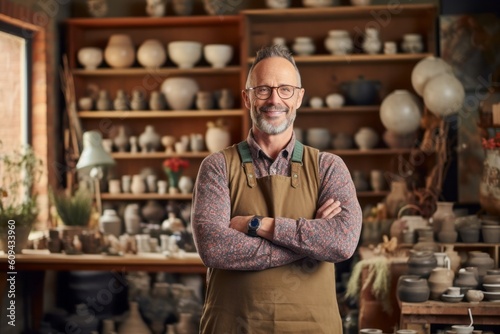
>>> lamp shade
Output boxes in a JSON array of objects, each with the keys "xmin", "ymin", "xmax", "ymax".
[
  {"xmin": 76, "ymin": 131, "xmax": 115, "ymax": 170},
  {"xmin": 411, "ymin": 56, "xmax": 452, "ymax": 96},
  {"xmin": 423, "ymin": 73, "xmax": 465, "ymax": 117},
  {"xmin": 379, "ymin": 90, "xmax": 422, "ymax": 135}
]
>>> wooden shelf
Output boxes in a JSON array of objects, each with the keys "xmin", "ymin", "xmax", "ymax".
[
  {"xmin": 66, "ymin": 15, "xmax": 241, "ymax": 28},
  {"xmin": 77, "ymin": 110, "xmax": 244, "ymax": 118},
  {"xmin": 101, "ymin": 193, "xmax": 192, "ymax": 200},
  {"xmin": 72, "ymin": 66, "xmax": 241, "ymax": 76},
  {"xmin": 299, "ymin": 106, "xmax": 379, "ymax": 113},
  {"xmin": 248, "ymin": 53, "xmax": 433, "ymax": 64},
  {"xmin": 111, "ymin": 152, "xmax": 210, "ymax": 159}
]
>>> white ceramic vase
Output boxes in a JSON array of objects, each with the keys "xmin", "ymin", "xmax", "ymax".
[
  {"xmin": 104, "ymin": 34, "xmax": 135, "ymax": 69},
  {"xmin": 354, "ymin": 127, "xmax": 379, "ymax": 150},
  {"xmin": 137, "ymin": 39, "xmax": 166, "ymax": 68},
  {"xmin": 411, "ymin": 56, "xmax": 453, "ymax": 96},
  {"xmin": 138, "ymin": 125, "xmax": 161, "ymax": 152},
  {"xmin": 205, "ymin": 120, "xmax": 230, "ymax": 153},
  {"xmin": 178, "ymin": 176, "xmax": 194, "ymax": 194},
  {"xmin": 161, "ymin": 77, "xmax": 199, "ymax": 110},
  {"xmin": 99, "ymin": 209, "xmax": 122, "ymax": 237},
  {"xmin": 324, "ymin": 30, "xmax": 353, "ymax": 55},
  {"xmin": 77, "ymin": 47, "xmax": 103, "ymax": 70},
  {"xmin": 379, "ymin": 90, "xmax": 422, "ymax": 135}
]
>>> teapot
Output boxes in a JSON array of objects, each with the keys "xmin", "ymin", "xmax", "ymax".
[{"xmin": 340, "ymin": 75, "xmax": 381, "ymax": 105}]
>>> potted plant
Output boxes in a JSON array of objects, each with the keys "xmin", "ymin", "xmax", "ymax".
[
  {"xmin": 0, "ymin": 142, "xmax": 43, "ymax": 253},
  {"xmin": 50, "ymin": 187, "xmax": 93, "ymax": 228}
]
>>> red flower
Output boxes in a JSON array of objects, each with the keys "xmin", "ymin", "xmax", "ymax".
[{"xmin": 163, "ymin": 157, "xmax": 189, "ymax": 172}]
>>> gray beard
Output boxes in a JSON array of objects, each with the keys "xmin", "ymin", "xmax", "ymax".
[{"xmin": 251, "ymin": 106, "xmax": 296, "ymax": 135}]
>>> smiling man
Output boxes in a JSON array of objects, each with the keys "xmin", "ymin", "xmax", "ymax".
[{"xmin": 192, "ymin": 44, "xmax": 362, "ymax": 333}]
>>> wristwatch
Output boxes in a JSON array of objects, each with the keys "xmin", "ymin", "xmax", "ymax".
[{"xmin": 247, "ymin": 215, "xmax": 263, "ymax": 237}]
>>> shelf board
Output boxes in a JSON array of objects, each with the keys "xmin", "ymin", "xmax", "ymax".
[
  {"xmin": 66, "ymin": 15, "xmax": 242, "ymax": 27},
  {"xmin": 77, "ymin": 110, "xmax": 243, "ymax": 118},
  {"xmin": 101, "ymin": 193, "xmax": 192, "ymax": 200},
  {"xmin": 330, "ymin": 148, "xmax": 412, "ymax": 156},
  {"xmin": 111, "ymin": 152, "xmax": 209, "ymax": 159},
  {"xmin": 299, "ymin": 106, "xmax": 379, "ymax": 113},
  {"xmin": 72, "ymin": 66, "xmax": 241, "ymax": 76},
  {"xmin": 248, "ymin": 53, "xmax": 433, "ymax": 64}
]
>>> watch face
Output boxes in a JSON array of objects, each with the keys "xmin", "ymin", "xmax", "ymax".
[{"xmin": 249, "ymin": 217, "xmax": 260, "ymax": 229}]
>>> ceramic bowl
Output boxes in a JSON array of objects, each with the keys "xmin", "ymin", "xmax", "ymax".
[
  {"xmin": 481, "ymin": 224, "xmax": 500, "ymax": 243},
  {"xmin": 168, "ymin": 41, "xmax": 202, "ymax": 68},
  {"xmin": 77, "ymin": 47, "xmax": 103, "ymax": 70},
  {"xmin": 483, "ymin": 291, "xmax": 500, "ymax": 302},
  {"xmin": 451, "ymin": 325, "xmax": 474, "ymax": 334},
  {"xmin": 465, "ymin": 289, "xmax": 484, "ymax": 303},
  {"xmin": 441, "ymin": 293, "xmax": 464, "ymax": 303},
  {"xmin": 482, "ymin": 284, "xmax": 500, "ymax": 292},
  {"xmin": 204, "ymin": 44, "xmax": 233, "ymax": 68}
]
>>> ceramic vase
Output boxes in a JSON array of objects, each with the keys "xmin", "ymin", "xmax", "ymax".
[
  {"xmin": 99, "ymin": 209, "xmax": 122, "ymax": 237},
  {"xmin": 139, "ymin": 125, "xmax": 161, "ymax": 152},
  {"xmin": 340, "ymin": 76, "xmax": 381, "ymax": 105},
  {"xmin": 104, "ymin": 34, "xmax": 135, "ymax": 69},
  {"xmin": 117, "ymin": 301, "xmax": 151, "ymax": 334},
  {"xmin": 454, "ymin": 269, "xmax": 479, "ymax": 294},
  {"xmin": 466, "ymin": 251, "xmax": 495, "ymax": 278},
  {"xmin": 113, "ymin": 125, "xmax": 130, "ymax": 152},
  {"xmin": 124, "ymin": 203, "xmax": 142, "ymax": 235},
  {"xmin": 130, "ymin": 89, "xmax": 147, "ymax": 111},
  {"xmin": 205, "ymin": 119, "xmax": 230, "ymax": 153},
  {"xmin": 96, "ymin": 89, "xmax": 112, "ymax": 111},
  {"xmin": 411, "ymin": 56, "xmax": 453, "ymax": 96},
  {"xmin": 324, "ymin": 30, "xmax": 353, "ymax": 55},
  {"xmin": 407, "ymin": 250, "xmax": 437, "ymax": 278},
  {"xmin": 401, "ymin": 34, "xmax": 423, "ymax": 54},
  {"xmin": 141, "ymin": 200, "xmax": 165, "ymax": 225},
  {"xmin": 370, "ymin": 170, "xmax": 385, "ymax": 191},
  {"xmin": 428, "ymin": 267, "xmax": 454, "ymax": 300},
  {"xmin": 131, "ymin": 174, "xmax": 146, "ymax": 194},
  {"xmin": 196, "ymin": 91, "xmax": 214, "ymax": 110},
  {"xmin": 149, "ymin": 91, "xmax": 166, "ymax": 110},
  {"xmin": 218, "ymin": 89, "xmax": 234, "ymax": 109},
  {"xmin": 292, "ymin": 37, "xmax": 315, "ymax": 56},
  {"xmin": 362, "ymin": 28, "xmax": 381, "ymax": 54},
  {"xmin": 379, "ymin": 90, "xmax": 422, "ymax": 135},
  {"xmin": 444, "ymin": 244, "xmax": 461, "ymax": 273},
  {"xmin": 178, "ymin": 176, "xmax": 194, "ymax": 194},
  {"xmin": 397, "ymin": 275, "xmax": 430, "ymax": 303},
  {"xmin": 431, "ymin": 202, "xmax": 455, "ymax": 239},
  {"xmin": 137, "ymin": 39, "xmax": 166, "ymax": 68},
  {"xmin": 354, "ymin": 127, "xmax": 379, "ymax": 150},
  {"xmin": 384, "ymin": 180, "xmax": 410, "ymax": 218},
  {"xmin": 161, "ymin": 77, "xmax": 199, "ymax": 110}
]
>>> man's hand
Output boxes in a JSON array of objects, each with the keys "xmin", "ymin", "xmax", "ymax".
[
  {"xmin": 229, "ymin": 215, "xmax": 253, "ymax": 234},
  {"xmin": 315, "ymin": 199, "xmax": 342, "ymax": 219}
]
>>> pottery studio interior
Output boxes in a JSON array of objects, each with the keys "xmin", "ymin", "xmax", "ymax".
[{"xmin": 1, "ymin": 0, "xmax": 500, "ymax": 333}]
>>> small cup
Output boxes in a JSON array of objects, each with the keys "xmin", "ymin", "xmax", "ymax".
[
  {"xmin": 446, "ymin": 286, "xmax": 461, "ymax": 296},
  {"xmin": 384, "ymin": 41, "xmax": 397, "ymax": 54},
  {"xmin": 309, "ymin": 96, "xmax": 324, "ymax": 108},
  {"xmin": 108, "ymin": 179, "xmax": 121, "ymax": 194}
]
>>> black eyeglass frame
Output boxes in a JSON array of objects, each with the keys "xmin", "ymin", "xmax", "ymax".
[{"xmin": 246, "ymin": 85, "xmax": 302, "ymax": 100}]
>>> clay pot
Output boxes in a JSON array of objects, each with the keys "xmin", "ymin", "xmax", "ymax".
[
  {"xmin": 204, "ymin": 44, "xmax": 233, "ymax": 68},
  {"xmin": 306, "ymin": 128, "xmax": 331, "ymax": 150},
  {"xmin": 77, "ymin": 47, "xmax": 103, "ymax": 70},
  {"xmin": 407, "ymin": 250, "xmax": 438, "ymax": 278},
  {"xmin": 205, "ymin": 119, "xmax": 230, "ymax": 153},
  {"xmin": 99, "ymin": 209, "xmax": 122, "ymax": 237},
  {"xmin": 454, "ymin": 269, "xmax": 479, "ymax": 294},
  {"xmin": 362, "ymin": 28, "xmax": 382, "ymax": 54},
  {"xmin": 117, "ymin": 301, "xmax": 151, "ymax": 334},
  {"xmin": 138, "ymin": 125, "xmax": 161, "ymax": 152},
  {"xmin": 411, "ymin": 56, "xmax": 453, "ymax": 96},
  {"xmin": 161, "ymin": 77, "xmax": 199, "ymax": 110},
  {"xmin": 428, "ymin": 267, "xmax": 454, "ymax": 300},
  {"xmin": 397, "ymin": 275, "xmax": 430, "ymax": 303},
  {"xmin": 141, "ymin": 200, "xmax": 165, "ymax": 225},
  {"xmin": 104, "ymin": 34, "xmax": 135, "ymax": 69},
  {"xmin": 137, "ymin": 39, "xmax": 166, "ymax": 68},
  {"xmin": 431, "ymin": 201, "xmax": 455, "ymax": 239},
  {"xmin": 384, "ymin": 181, "xmax": 410, "ymax": 218},
  {"xmin": 340, "ymin": 75, "xmax": 381, "ymax": 105},
  {"xmin": 168, "ymin": 41, "xmax": 202, "ymax": 69},
  {"xmin": 466, "ymin": 289, "xmax": 484, "ymax": 303},
  {"xmin": 292, "ymin": 37, "xmax": 315, "ymax": 56},
  {"xmin": 379, "ymin": 90, "xmax": 422, "ymax": 135},
  {"xmin": 401, "ymin": 34, "xmax": 424, "ymax": 54},
  {"xmin": 466, "ymin": 251, "xmax": 495, "ymax": 278},
  {"xmin": 354, "ymin": 127, "xmax": 379, "ymax": 150},
  {"xmin": 131, "ymin": 175, "xmax": 146, "ymax": 194},
  {"xmin": 124, "ymin": 203, "xmax": 141, "ymax": 235},
  {"xmin": 324, "ymin": 30, "xmax": 353, "ymax": 55},
  {"xmin": 444, "ymin": 245, "xmax": 461, "ymax": 273}
]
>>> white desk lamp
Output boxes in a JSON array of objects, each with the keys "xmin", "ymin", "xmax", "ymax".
[{"xmin": 76, "ymin": 131, "xmax": 115, "ymax": 215}]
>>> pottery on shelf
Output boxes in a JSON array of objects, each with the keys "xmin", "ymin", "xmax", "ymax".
[
  {"xmin": 196, "ymin": 91, "xmax": 214, "ymax": 110},
  {"xmin": 384, "ymin": 180, "xmax": 410, "ymax": 218},
  {"xmin": 292, "ymin": 37, "xmax": 315, "ymax": 56},
  {"xmin": 444, "ymin": 244, "xmax": 461, "ymax": 273},
  {"xmin": 411, "ymin": 56, "xmax": 453, "ymax": 96},
  {"xmin": 205, "ymin": 119, "xmax": 230, "ymax": 153},
  {"xmin": 161, "ymin": 77, "xmax": 199, "ymax": 110},
  {"xmin": 354, "ymin": 127, "xmax": 378, "ymax": 150},
  {"xmin": 114, "ymin": 89, "xmax": 130, "ymax": 111},
  {"xmin": 266, "ymin": 0, "xmax": 291, "ymax": 8},
  {"xmin": 217, "ymin": 89, "xmax": 235, "ymax": 109},
  {"xmin": 138, "ymin": 125, "xmax": 161, "ymax": 152},
  {"xmin": 178, "ymin": 176, "xmax": 194, "ymax": 194},
  {"xmin": 124, "ymin": 203, "xmax": 142, "ymax": 235},
  {"xmin": 204, "ymin": 44, "xmax": 233, "ymax": 68},
  {"xmin": 112, "ymin": 125, "xmax": 130, "ymax": 152},
  {"xmin": 428, "ymin": 267, "xmax": 454, "ymax": 300},
  {"xmin": 203, "ymin": 0, "xmax": 247, "ymax": 15},
  {"xmin": 401, "ymin": 33, "xmax": 424, "ymax": 54},
  {"xmin": 325, "ymin": 93, "xmax": 345, "ymax": 108},
  {"xmin": 141, "ymin": 200, "xmax": 165, "ymax": 225},
  {"xmin": 407, "ymin": 250, "xmax": 437, "ymax": 278},
  {"xmin": 130, "ymin": 89, "xmax": 147, "ymax": 111},
  {"xmin": 104, "ymin": 34, "xmax": 135, "ymax": 69},
  {"xmin": 397, "ymin": 275, "xmax": 430, "ymax": 303},
  {"xmin": 362, "ymin": 27, "xmax": 382, "ymax": 54},
  {"xmin": 302, "ymin": 0, "xmax": 337, "ymax": 7},
  {"xmin": 149, "ymin": 91, "xmax": 166, "ymax": 110},
  {"xmin": 324, "ymin": 30, "xmax": 353, "ymax": 55},
  {"xmin": 431, "ymin": 201, "xmax": 455, "ymax": 239},
  {"xmin": 96, "ymin": 89, "xmax": 113, "ymax": 111},
  {"xmin": 479, "ymin": 149, "xmax": 500, "ymax": 216},
  {"xmin": 117, "ymin": 301, "xmax": 151, "ymax": 334},
  {"xmin": 87, "ymin": 0, "xmax": 108, "ymax": 17},
  {"xmin": 77, "ymin": 47, "xmax": 103, "ymax": 70},
  {"xmin": 379, "ymin": 90, "xmax": 422, "ymax": 135},
  {"xmin": 466, "ymin": 251, "xmax": 495, "ymax": 278},
  {"xmin": 331, "ymin": 132, "xmax": 353, "ymax": 150},
  {"xmin": 340, "ymin": 75, "xmax": 381, "ymax": 105},
  {"xmin": 172, "ymin": 0, "xmax": 194, "ymax": 15},
  {"xmin": 145, "ymin": 0, "xmax": 166, "ymax": 17},
  {"xmin": 99, "ymin": 209, "xmax": 122, "ymax": 237},
  {"xmin": 137, "ymin": 39, "xmax": 166, "ymax": 68},
  {"xmin": 306, "ymin": 128, "xmax": 331, "ymax": 150},
  {"xmin": 131, "ymin": 174, "xmax": 146, "ymax": 194},
  {"xmin": 168, "ymin": 41, "xmax": 202, "ymax": 69}
]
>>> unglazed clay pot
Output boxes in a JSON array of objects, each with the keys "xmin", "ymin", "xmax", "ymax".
[
  {"xmin": 428, "ymin": 267, "xmax": 454, "ymax": 300},
  {"xmin": 407, "ymin": 250, "xmax": 437, "ymax": 278},
  {"xmin": 104, "ymin": 34, "xmax": 135, "ymax": 69},
  {"xmin": 77, "ymin": 47, "xmax": 103, "ymax": 70},
  {"xmin": 137, "ymin": 39, "xmax": 166, "ymax": 68},
  {"xmin": 161, "ymin": 77, "xmax": 199, "ymax": 110},
  {"xmin": 397, "ymin": 275, "xmax": 430, "ymax": 303}
]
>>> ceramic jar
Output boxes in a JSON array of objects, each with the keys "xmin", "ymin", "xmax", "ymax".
[
  {"xmin": 340, "ymin": 75, "xmax": 381, "ymax": 105},
  {"xmin": 324, "ymin": 30, "xmax": 353, "ymax": 55},
  {"xmin": 145, "ymin": 0, "xmax": 166, "ymax": 17},
  {"xmin": 204, "ymin": 44, "xmax": 233, "ymax": 68},
  {"xmin": 384, "ymin": 180, "xmax": 410, "ymax": 218},
  {"xmin": 466, "ymin": 251, "xmax": 495, "ymax": 278},
  {"xmin": 266, "ymin": 0, "xmax": 291, "ymax": 9},
  {"xmin": 77, "ymin": 47, "xmax": 103, "ymax": 70},
  {"xmin": 117, "ymin": 301, "xmax": 151, "ymax": 334},
  {"xmin": 124, "ymin": 203, "xmax": 142, "ymax": 235},
  {"xmin": 407, "ymin": 250, "xmax": 437, "ymax": 278},
  {"xmin": 325, "ymin": 93, "xmax": 345, "ymax": 108},
  {"xmin": 466, "ymin": 289, "xmax": 484, "ymax": 303},
  {"xmin": 362, "ymin": 28, "xmax": 382, "ymax": 54},
  {"xmin": 161, "ymin": 77, "xmax": 199, "ymax": 110},
  {"xmin": 114, "ymin": 89, "xmax": 130, "ymax": 111},
  {"xmin": 141, "ymin": 200, "xmax": 165, "ymax": 225},
  {"xmin": 354, "ymin": 127, "xmax": 379, "ymax": 150},
  {"xmin": 130, "ymin": 89, "xmax": 147, "ymax": 111},
  {"xmin": 306, "ymin": 128, "xmax": 331, "ymax": 150},
  {"xmin": 431, "ymin": 201, "xmax": 455, "ymax": 239},
  {"xmin": 99, "ymin": 209, "xmax": 122, "ymax": 237},
  {"xmin": 104, "ymin": 34, "xmax": 135, "ymax": 69},
  {"xmin": 379, "ymin": 90, "xmax": 422, "ymax": 135},
  {"xmin": 411, "ymin": 56, "xmax": 453, "ymax": 96},
  {"xmin": 131, "ymin": 174, "xmax": 146, "ymax": 194},
  {"xmin": 428, "ymin": 267, "xmax": 454, "ymax": 300},
  {"xmin": 397, "ymin": 275, "xmax": 430, "ymax": 303},
  {"xmin": 401, "ymin": 33, "xmax": 423, "ymax": 54},
  {"xmin": 178, "ymin": 176, "xmax": 194, "ymax": 194},
  {"xmin": 149, "ymin": 91, "xmax": 166, "ymax": 110},
  {"xmin": 205, "ymin": 119, "xmax": 230, "ymax": 153},
  {"xmin": 292, "ymin": 37, "xmax": 315, "ymax": 56},
  {"xmin": 113, "ymin": 125, "xmax": 130, "ymax": 152},
  {"xmin": 218, "ymin": 89, "xmax": 234, "ymax": 109},
  {"xmin": 138, "ymin": 125, "xmax": 161, "ymax": 152},
  {"xmin": 454, "ymin": 268, "xmax": 479, "ymax": 293},
  {"xmin": 96, "ymin": 89, "xmax": 113, "ymax": 111},
  {"xmin": 444, "ymin": 244, "xmax": 461, "ymax": 273},
  {"xmin": 137, "ymin": 39, "xmax": 166, "ymax": 68},
  {"xmin": 196, "ymin": 91, "xmax": 214, "ymax": 110},
  {"xmin": 172, "ymin": 0, "xmax": 194, "ymax": 16}
]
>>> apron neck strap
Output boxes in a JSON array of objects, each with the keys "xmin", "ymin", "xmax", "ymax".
[{"xmin": 237, "ymin": 140, "xmax": 304, "ymax": 188}]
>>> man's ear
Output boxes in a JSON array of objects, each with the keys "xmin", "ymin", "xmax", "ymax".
[
  {"xmin": 242, "ymin": 89, "xmax": 251, "ymax": 109},
  {"xmin": 295, "ymin": 88, "xmax": 305, "ymax": 109}
]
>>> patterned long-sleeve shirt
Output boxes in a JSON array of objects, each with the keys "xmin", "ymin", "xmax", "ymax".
[{"xmin": 191, "ymin": 131, "xmax": 362, "ymax": 271}]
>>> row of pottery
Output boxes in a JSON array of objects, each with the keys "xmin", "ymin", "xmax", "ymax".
[
  {"xmin": 78, "ymin": 35, "xmax": 234, "ymax": 69},
  {"xmin": 79, "ymin": 87, "xmax": 234, "ymax": 111}
]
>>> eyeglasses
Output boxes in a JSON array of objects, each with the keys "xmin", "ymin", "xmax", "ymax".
[{"xmin": 247, "ymin": 85, "xmax": 301, "ymax": 100}]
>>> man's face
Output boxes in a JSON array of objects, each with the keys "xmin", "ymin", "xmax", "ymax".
[{"xmin": 243, "ymin": 57, "xmax": 304, "ymax": 135}]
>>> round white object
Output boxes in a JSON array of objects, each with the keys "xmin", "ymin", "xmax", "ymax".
[
  {"xmin": 411, "ymin": 56, "xmax": 452, "ymax": 96},
  {"xmin": 137, "ymin": 39, "xmax": 166, "ymax": 68},
  {"xmin": 423, "ymin": 73, "xmax": 465, "ymax": 117},
  {"xmin": 380, "ymin": 90, "xmax": 422, "ymax": 135}
]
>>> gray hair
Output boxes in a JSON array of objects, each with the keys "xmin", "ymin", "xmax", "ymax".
[{"xmin": 245, "ymin": 44, "xmax": 302, "ymax": 89}]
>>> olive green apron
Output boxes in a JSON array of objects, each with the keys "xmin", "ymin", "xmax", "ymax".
[{"xmin": 199, "ymin": 141, "xmax": 341, "ymax": 334}]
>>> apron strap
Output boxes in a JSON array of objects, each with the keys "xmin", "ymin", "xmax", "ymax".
[{"xmin": 237, "ymin": 140, "xmax": 304, "ymax": 189}]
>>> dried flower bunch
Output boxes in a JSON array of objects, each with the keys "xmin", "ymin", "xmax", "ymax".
[
  {"xmin": 163, "ymin": 157, "xmax": 189, "ymax": 172},
  {"xmin": 0, "ymin": 142, "xmax": 43, "ymax": 227},
  {"xmin": 482, "ymin": 132, "xmax": 500, "ymax": 150}
]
